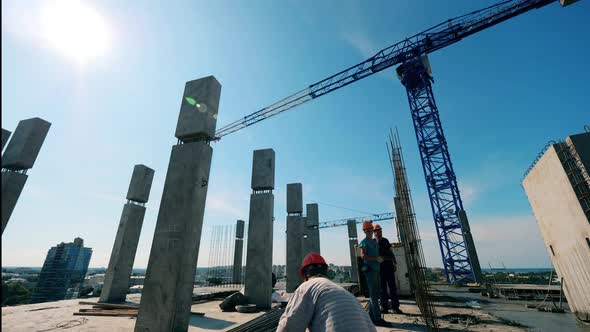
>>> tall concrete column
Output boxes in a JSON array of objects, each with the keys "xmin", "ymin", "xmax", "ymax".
[
  {"xmin": 1, "ymin": 118, "xmax": 51, "ymax": 235},
  {"xmin": 232, "ymin": 219, "xmax": 245, "ymax": 284},
  {"xmin": 303, "ymin": 203, "xmax": 320, "ymax": 255},
  {"xmin": 244, "ymin": 149, "xmax": 275, "ymax": 309},
  {"xmin": 100, "ymin": 165, "xmax": 155, "ymax": 303},
  {"xmin": 286, "ymin": 183, "xmax": 303, "ymax": 292},
  {"xmin": 135, "ymin": 76, "xmax": 221, "ymax": 332},
  {"xmin": 2, "ymin": 129, "xmax": 11, "ymax": 151},
  {"xmin": 458, "ymin": 210, "xmax": 483, "ymax": 283},
  {"xmin": 347, "ymin": 219, "xmax": 359, "ymax": 283}
]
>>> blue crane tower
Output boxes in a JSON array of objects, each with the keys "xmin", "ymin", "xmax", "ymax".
[{"xmin": 214, "ymin": 0, "xmax": 580, "ymax": 283}]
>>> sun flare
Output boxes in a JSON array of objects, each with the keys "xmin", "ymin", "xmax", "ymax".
[{"xmin": 40, "ymin": 0, "xmax": 110, "ymax": 64}]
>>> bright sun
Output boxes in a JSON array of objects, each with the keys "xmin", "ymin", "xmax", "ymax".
[{"xmin": 40, "ymin": 0, "xmax": 110, "ymax": 64}]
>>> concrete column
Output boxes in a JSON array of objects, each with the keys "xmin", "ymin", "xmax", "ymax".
[
  {"xmin": 232, "ymin": 220, "xmax": 245, "ymax": 284},
  {"xmin": 244, "ymin": 149, "xmax": 275, "ymax": 309},
  {"xmin": 2, "ymin": 129, "xmax": 11, "ymax": 151},
  {"xmin": 347, "ymin": 219, "xmax": 359, "ymax": 283},
  {"xmin": 100, "ymin": 165, "xmax": 155, "ymax": 303},
  {"xmin": 303, "ymin": 203, "xmax": 320, "ymax": 255},
  {"xmin": 1, "ymin": 118, "xmax": 51, "ymax": 235},
  {"xmin": 458, "ymin": 210, "xmax": 483, "ymax": 283},
  {"xmin": 286, "ymin": 183, "xmax": 303, "ymax": 292},
  {"xmin": 135, "ymin": 76, "xmax": 221, "ymax": 332}
]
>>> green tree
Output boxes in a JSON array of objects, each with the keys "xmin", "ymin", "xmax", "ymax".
[
  {"xmin": 2, "ymin": 282, "xmax": 31, "ymax": 306},
  {"xmin": 326, "ymin": 269, "xmax": 336, "ymax": 280}
]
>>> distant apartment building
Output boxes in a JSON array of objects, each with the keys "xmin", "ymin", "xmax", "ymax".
[
  {"xmin": 522, "ymin": 131, "xmax": 590, "ymax": 322},
  {"xmin": 31, "ymin": 237, "xmax": 92, "ymax": 303}
]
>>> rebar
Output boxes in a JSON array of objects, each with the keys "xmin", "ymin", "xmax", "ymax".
[{"xmin": 387, "ymin": 128, "xmax": 439, "ymax": 331}]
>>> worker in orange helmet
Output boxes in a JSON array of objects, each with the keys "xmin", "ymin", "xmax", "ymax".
[
  {"xmin": 277, "ymin": 252, "xmax": 376, "ymax": 332},
  {"xmin": 373, "ymin": 224, "xmax": 403, "ymax": 314},
  {"xmin": 359, "ymin": 221, "xmax": 388, "ymax": 326}
]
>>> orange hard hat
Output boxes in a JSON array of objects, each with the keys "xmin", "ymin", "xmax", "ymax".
[
  {"xmin": 373, "ymin": 224, "xmax": 382, "ymax": 231},
  {"xmin": 299, "ymin": 252, "xmax": 328, "ymax": 279},
  {"xmin": 362, "ymin": 221, "xmax": 374, "ymax": 231}
]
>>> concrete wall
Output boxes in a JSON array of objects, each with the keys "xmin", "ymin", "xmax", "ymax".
[
  {"xmin": 523, "ymin": 144, "xmax": 590, "ymax": 319},
  {"xmin": 2, "ymin": 129, "xmax": 11, "ymax": 151},
  {"xmin": 1, "ymin": 118, "xmax": 51, "ymax": 170}
]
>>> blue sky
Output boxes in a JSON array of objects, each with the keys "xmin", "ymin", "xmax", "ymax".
[{"xmin": 2, "ymin": 0, "xmax": 588, "ymax": 269}]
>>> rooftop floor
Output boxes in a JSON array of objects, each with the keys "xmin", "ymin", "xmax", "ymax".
[{"xmin": 2, "ymin": 285, "xmax": 588, "ymax": 331}]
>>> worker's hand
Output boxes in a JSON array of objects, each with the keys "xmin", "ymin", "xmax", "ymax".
[{"xmin": 377, "ymin": 256, "xmax": 384, "ymax": 263}]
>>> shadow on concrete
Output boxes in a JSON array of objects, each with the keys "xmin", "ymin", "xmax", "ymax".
[{"xmin": 189, "ymin": 315, "xmax": 236, "ymax": 330}]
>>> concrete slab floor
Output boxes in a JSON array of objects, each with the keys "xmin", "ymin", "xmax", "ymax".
[{"xmin": 3, "ymin": 285, "xmax": 586, "ymax": 331}]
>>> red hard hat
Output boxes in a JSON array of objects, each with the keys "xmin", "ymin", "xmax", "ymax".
[
  {"xmin": 362, "ymin": 221, "xmax": 373, "ymax": 231},
  {"xmin": 373, "ymin": 224, "xmax": 382, "ymax": 231},
  {"xmin": 299, "ymin": 252, "xmax": 328, "ymax": 279}
]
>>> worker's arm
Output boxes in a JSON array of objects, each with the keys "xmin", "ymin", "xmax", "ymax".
[
  {"xmin": 359, "ymin": 242, "xmax": 383, "ymax": 262},
  {"xmin": 276, "ymin": 285, "xmax": 315, "ymax": 332}
]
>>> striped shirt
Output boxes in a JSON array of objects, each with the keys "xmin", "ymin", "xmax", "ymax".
[{"xmin": 276, "ymin": 277, "xmax": 377, "ymax": 332}]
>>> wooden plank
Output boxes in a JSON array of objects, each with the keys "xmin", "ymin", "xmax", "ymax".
[
  {"xmin": 78, "ymin": 301, "xmax": 139, "ymax": 310},
  {"xmin": 74, "ymin": 311, "xmax": 137, "ymax": 317}
]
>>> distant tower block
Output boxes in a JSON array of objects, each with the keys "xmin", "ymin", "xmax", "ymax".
[
  {"xmin": 305, "ymin": 203, "xmax": 321, "ymax": 255},
  {"xmin": 100, "ymin": 165, "xmax": 155, "ymax": 304},
  {"xmin": 1, "ymin": 128, "xmax": 11, "ymax": 151},
  {"xmin": 232, "ymin": 219, "xmax": 245, "ymax": 284},
  {"xmin": 286, "ymin": 182, "xmax": 304, "ymax": 292},
  {"xmin": 135, "ymin": 76, "xmax": 221, "ymax": 332},
  {"xmin": 1, "ymin": 118, "xmax": 51, "ymax": 235},
  {"xmin": 245, "ymin": 149, "xmax": 275, "ymax": 309},
  {"xmin": 347, "ymin": 219, "xmax": 359, "ymax": 283}
]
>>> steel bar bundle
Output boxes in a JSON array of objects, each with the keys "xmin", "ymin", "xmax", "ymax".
[{"xmin": 387, "ymin": 128, "xmax": 439, "ymax": 331}]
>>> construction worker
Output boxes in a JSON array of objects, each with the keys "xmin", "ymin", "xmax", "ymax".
[
  {"xmin": 277, "ymin": 252, "xmax": 376, "ymax": 332},
  {"xmin": 373, "ymin": 224, "xmax": 403, "ymax": 314},
  {"xmin": 359, "ymin": 221, "xmax": 388, "ymax": 326}
]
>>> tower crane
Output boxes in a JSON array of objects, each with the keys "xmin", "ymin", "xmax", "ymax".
[
  {"xmin": 213, "ymin": 0, "xmax": 580, "ymax": 283},
  {"xmin": 317, "ymin": 212, "xmax": 395, "ymax": 229}
]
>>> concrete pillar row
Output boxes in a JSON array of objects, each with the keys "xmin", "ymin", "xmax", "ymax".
[
  {"xmin": 135, "ymin": 76, "xmax": 221, "ymax": 332},
  {"xmin": 244, "ymin": 149, "xmax": 275, "ymax": 309},
  {"xmin": 100, "ymin": 165, "xmax": 155, "ymax": 303}
]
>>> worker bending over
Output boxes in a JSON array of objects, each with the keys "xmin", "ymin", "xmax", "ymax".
[
  {"xmin": 373, "ymin": 224, "xmax": 403, "ymax": 314},
  {"xmin": 359, "ymin": 221, "xmax": 388, "ymax": 326},
  {"xmin": 277, "ymin": 253, "xmax": 376, "ymax": 332}
]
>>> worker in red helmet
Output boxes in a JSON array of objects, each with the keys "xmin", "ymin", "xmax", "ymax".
[
  {"xmin": 359, "ymin": 221, "xmax": 388, "ymax": 326},
  {"xmin": 373, "ymin": 224, "xmax": 403, "ymax": 314},
  {"xmin": 277, "ymin": 252, "xmax": 376, "ymax": 332}
]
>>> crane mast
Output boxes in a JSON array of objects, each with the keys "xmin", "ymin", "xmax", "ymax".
[{"xmin": 213, "ymin": 0, "xmax": 576, "ymax": 283}]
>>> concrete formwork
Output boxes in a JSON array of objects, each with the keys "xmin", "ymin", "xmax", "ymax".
[
  {"xmin": 126, "ymin": 165, "xmax": 155, "ymax": 204},
  {"xmin": 2, "ymin": 118, "xmax": 51, "ymax": 170},
  {"xmin": 100, "ymin": 165, "xmax": 154, "ymax": 303},
  {"xmin": 232, "ymin": 220, "xmax": 245, "ymax": 284},
  {"xmin": 1, "ymin": 118, "xmax": 50, "ymax": 235},
  {"xmin": 2, "ymin": 129, "xmax": 11, "ymax": 151},
  {"xmin": 523, "ymin": 135, "xmax": 590, "ymax": 321},
  {"xmin": 347, "ymin": 219, "xmax": 359, "ymax": 283},
  {"xmin": 135, "ymin": 76, "xmax": 220, "ymax": 332},
  {"xmin": 244, "ymin": 149, "xmax": 275, "ymax": 309},
  {"xmin": 286, "ymin": 183, "xmax": 302, "ymax": 214}
]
